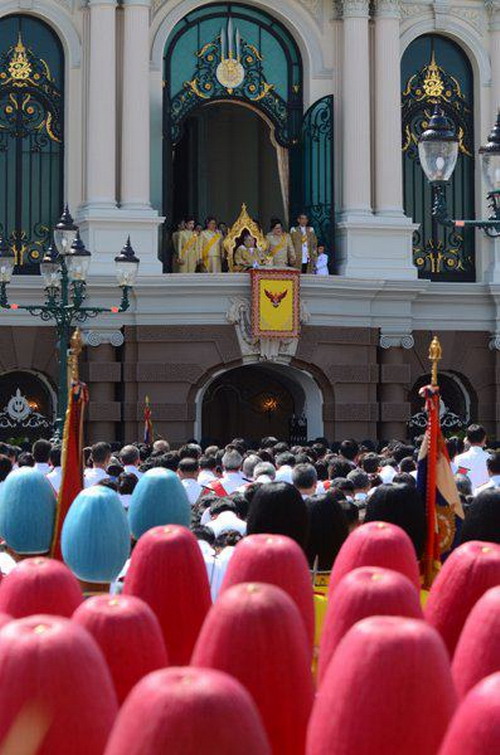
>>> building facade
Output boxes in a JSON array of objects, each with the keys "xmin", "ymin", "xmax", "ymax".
[{"xmin": 1, "ymin": 0, "xmax": 500, "ymax": 444}]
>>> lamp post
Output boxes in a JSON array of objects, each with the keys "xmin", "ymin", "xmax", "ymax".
[
  {"xmin": 0, "ymin": 207, "xmax": 140, "ymax": 438},
  {"xmin": 419, "ymin": 106, "xmax": 500, "ymax": 237}
]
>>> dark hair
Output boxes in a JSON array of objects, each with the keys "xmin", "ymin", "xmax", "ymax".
[
  {"xmin": 18, "ymin": 452, "xmax": 35, "ymax": 468},
  {"xmin": 360, "ymin": 453, "xmax": 380, "ymax": 474},
  {"xmin": 364, "ymin": 483, "xmax": 426, "ymax": 558},
  {"xmin": 340, "ymin": 499, "xmax": 360, "ymax": 528},
  {"xmin": 230, "ymin": 492, "xmax": 249, "ymax": 521},
  {"xmin": 392, "ymin": 444, "xmax": 416, "ymax": 464},
  {"xmin": 247, "ymin": 481, "xmax": 309, "ymax": 549},
  {"xmin": 276, "ymin": 452, "xmax": 295, "ymax": 468},
  {"xmin": 179, "ymin": 457, "xmax": 200, "ymax": 474},
  {"xmin": 199, "ymin": 455, "xmax": 217, "ymax": 471},
  {"xmin": 210, "ymin": 499, "xmax": 236, "ymax": 517},
  {"xmin": 392, "ymin": 472, "xmax": 416, "ymax": 488},
  {"xmin": 399, "ymin": 456, "xmax": 416, "ymax": 473},
  {"xmin": 332, "ymin": 478, "xmax": 355, "ymax": 495},
  {"xmin": 339, "ymin": 439, "xmax": 359, "ymax": 461},
  {"xmin": 107, "ymin": 462, "xmax": 124, "ymax": 479},
  {"xmin": 269, "ymin": 217, "xmax": 282, "ymax": 231},
  {"xmin": 446, "ymin": 436, "xmax": 464, "ymax": 459},
  {"xmin": 49, "ymin": 446, "xmax": 62, "ymax": 467},
  {"xmin": 466, "ymin": 424, "xmax": 486, "ymax": 445},
  {"xmin": 205, "ymin": 216, "xmax": 217, "ymax": 226},
  {"xmin": 179, "ymin": 444, "xmax": 202, "ymax": 461},
  {"xmin": 215, "ymin": 531, "xmax": 243, "ymax": 549},
  {"xmin": 460, "ymin": 489, "xmax": 500, "ymax": 545},
  {"xmin": 305, "ymin": 494, "xmax": 349, "ymax": 571},
  {"xmin": 118, "ymin": 473, "xmax": 138, "ymax": 496},
  {"xmin": 487, "ymin": 452, "xmax": 500, "ymax": 476},
  {"xmin": 192, "ymin": 525, "xmax": 215, "ymax": 546},
  {"xmin": 347, "ymin": 469, "xmax": 370, "ymax": 490},
  {"xmin": 292, "ymin": 463, "xmax": 317, "ymax": 491},
  {"xmin": 328, "ymin": 457, "xmax": 355, "ymax": 479},
  {"xmin": 0, "ymin": 454, "xmax": 12, "ymax": 482},
  {"xmin": 32, "ymin": 439, "xmax": 52, "ymax": 463},
  {"xmin": 91, "ymin": 442, "xmax": 112, "ymax": 465}
]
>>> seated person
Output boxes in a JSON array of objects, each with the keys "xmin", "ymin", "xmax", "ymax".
[{"xmin": 233, "ymin": 232, "xmax": 266, "ymax": 271}]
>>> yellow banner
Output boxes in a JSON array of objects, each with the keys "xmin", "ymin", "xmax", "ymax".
[{"xmin": 251, "ymin": 269, "xmax": 300, "ymax": 339}]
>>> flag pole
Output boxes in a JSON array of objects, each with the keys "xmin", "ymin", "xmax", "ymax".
[{"xmin": 423, "ymin": 335, "xmax": 442, "ymax": 588}]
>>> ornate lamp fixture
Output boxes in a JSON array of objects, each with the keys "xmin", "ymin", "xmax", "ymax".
[
  {"xmin": 0, "ymin": 207, "xmax": 140, "ymax": 437},
  {"xmin": 419, "ymin": 106, "xmax": 500, "ymax": 237}
]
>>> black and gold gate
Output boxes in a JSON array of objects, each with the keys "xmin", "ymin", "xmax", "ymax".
[
  {"xmin": 0, "ymin": 16, "xmax": 64, "ymax": 274},
  {"xmin": 401, "ymin": 35, "xmax": 475, "ymax": 281}
]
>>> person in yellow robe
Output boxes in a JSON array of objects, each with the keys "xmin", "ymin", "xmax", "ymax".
[
  {"xmin": 177, "ymin": 217, "xmax": 200, "ymax": 273},
  {"xmin": 171, "ymin": 220, "xmax": 185, "ymax": 273},
  {"xmin": 265, "ymin": 218, "xmax": 296, "ymax": 268},
  {"xmin": 197, "ymin": 217, "xmax": 223, "ymax": 273},
  {"xmin": 233, "ymin": 233, "xmax": 266, "ymax": 271}
]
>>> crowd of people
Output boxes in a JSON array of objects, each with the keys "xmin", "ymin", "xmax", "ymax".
[
  {"xmin": 0, "ymin": 424, "xmax": 498, "ymax": 588},
  {"xmin": 171, "ymin": 212, "xmax": 330, "ymax": 274},
  {"xmin": 0, "ymin": 426, "xmax": 499, "ymax": 751}
]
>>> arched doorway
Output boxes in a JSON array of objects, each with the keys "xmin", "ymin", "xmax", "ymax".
[
  {"xmin": 173, "ymin": 102, "xmax": 285, "ymax": 228},
  {"xmin": 199, "ymin": 362, "xmax": 324, "ymax": 445},
  {"xmin": 162, "ymin": 2, "xmax": 334, "ymax": 270},
  {"xmin": 408, "ymin": 371, "xmax": 476, "ymax": 438},
  {"xmin": 0, "ymin": 370, "xmax": 56, "ymax": 442}
]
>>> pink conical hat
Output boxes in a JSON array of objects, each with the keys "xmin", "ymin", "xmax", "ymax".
[{"xmin": 439, "ymin": 673, "xmax": 500, "ymax": 754}]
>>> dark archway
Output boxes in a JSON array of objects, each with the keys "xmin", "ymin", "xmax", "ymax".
[{"xmin": 0, "ymin": 370, "xmax": 55, "ymax": 442}]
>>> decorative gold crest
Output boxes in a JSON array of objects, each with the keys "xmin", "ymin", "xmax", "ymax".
[
  {"xmin": 8, "ymin": 34, "xmax": 32, "ymax": 83},
  {"xmin": 216, "ymin": 57, "xmax": 245, "ymax": 92},
  {"xmin": 422, "ymin": 52, "xmax": 444, "ymax": 99}
]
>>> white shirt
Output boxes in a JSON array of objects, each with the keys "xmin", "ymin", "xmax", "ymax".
[
  {"xmin": 84, "ymin": 467, "xmax": 109, "ymax": 488},
  {"xmin": 198, "ymin": 470, "xmax": 217, "ymax": 487},
  {"xmin": 315, "ymin": 253, "xmax": 329, "ymax": 276},
  {"xmin": 46, "ymin": 467, "xmax": 62, "ymax": 494},
  {"xmin": 181, "ymin": 478, "xmax": 203, "ymax": 506},
  {"xmin": 119, "ymin": 494, "xmax": 132, "ymax": 510},
  {"xmin": 0, "ymin": 552, "xmax": 16, "ymax": 576},
  {"xmin": 209, "ymin": 471, "xmax": 246, "ymax": 496},
  {"xmin": 275, "ymin": 465, "xmax": 294, "ymax": 484},
  {"xmin": 206, "ymin": 511, "xmax": 247, "ymax": 538},
  {"xmin": 474, "ymin": 474, "xmax": 500, "ymax": 496},
  {"xmin": 35, "ymin": 462, "xmax": 51, "ymax": 475},
  {"xmin": 198, "ymin": 541, "xmax": 235, "ymax": 602},
  {"xmin": 454, "ymin": 446, "xmax": 490, "ymax": 491},
  {"xmin": 379, "ymin": 465, "xmax": 397, "ymax": 484},
  {"xmin": 123, "ymin": 465, "xmax": 143, "ymax": 479}
]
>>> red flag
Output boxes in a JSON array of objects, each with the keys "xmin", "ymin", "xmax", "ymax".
[
  {"xmin": 417, "ymin": 384, "xmax": 463, "ymax": 589},
  {"xmin": 144, "ymin": 396, "xmax": 153, "ymax": 445},
  {"xmin": 50, "ymin": 380, "xmax": 88, "ymax": 560}
]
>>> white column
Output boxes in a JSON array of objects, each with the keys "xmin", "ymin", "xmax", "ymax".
[
  {"xmin": 374, "ymin": 0, "xmax": 404, "ymax": 216},
  {"xmin": 86, "ymin": 0, "xmax": 117, "ymax": 209},
  {"xmin": 342, "ymin": 0, "xmax": 371, "ymax": 216},
  {"xmin": 121, "ymin": 0, "xmax": 151, "ymax": 209},
  {"xmin": 490, "ymin": 3, "xmax": 500, "ymax": 121}
]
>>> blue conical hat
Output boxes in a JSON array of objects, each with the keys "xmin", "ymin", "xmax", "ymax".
[
  {"xmin": 128, "ymin": 468, "xmax": 190, "ymax": 540},
  {"xmin": 61, "ymin": 485, "xmax": 130, "ymax": 583},
  {"xmin": 0, "ymin": 468, "xmax": 56, "ymax": 554}
]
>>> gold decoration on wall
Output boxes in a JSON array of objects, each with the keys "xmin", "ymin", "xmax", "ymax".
[
  {"xmin": 422, "ymin": 52, "xmax": 444, "ymax": 99},
  {"xmin": 8, "ymin": 34, "xmax": 32, "ymax": 83}
]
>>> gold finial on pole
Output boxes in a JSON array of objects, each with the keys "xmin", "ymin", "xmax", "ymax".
[
  {"xmin": 68, "ymin": 329, "xmax": 83, "ymax": 383},
  {"xmin": 429, "ymin": 335, "xmax": 442, "ymax": 387}
]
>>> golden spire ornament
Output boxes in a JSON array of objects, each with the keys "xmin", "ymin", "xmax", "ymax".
[
  {"xmin": 68, "ymin": 329, "xmax": 83, "ymax": 383},
  {"xmin": 429, "ymin": 335, "xmax": 442, "ymax": 387}
]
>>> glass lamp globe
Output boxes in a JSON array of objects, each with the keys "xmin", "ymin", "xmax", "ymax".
[
  {"xmin": 40, "ymin": 243, "xmax": 61, "ymax": 289},
  {"xmin": 115, "ymin": 237, "xmax": 140, "ymax": 287},
  {"xmin": 418, "ymin": 106, "xmax": 459, "ymax": 182},
  {"xmin": 0, "ymin": 236, "xmax": 15, "ymax": 283},
  {"xmin": 479, "ymin": 112, "xmax": 500, "ymax": 194},
  {"xmin": 53, "ymin": 205, "xmax": 78, "ymax": 256},
  {"xmin": 66, "ymin": 231, "xmax": 91, "ymax": 282}
]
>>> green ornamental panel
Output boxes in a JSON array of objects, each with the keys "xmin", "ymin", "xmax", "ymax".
[
  {"xmin": 401, "ymin": 34, "xmax": 475, "ymax": 281},
  {"xmin": 0, "ymin": 15, "xmax": 64, "ymax": 275}
]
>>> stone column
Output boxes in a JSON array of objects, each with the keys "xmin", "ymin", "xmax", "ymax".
[
  {"xmin": 374, "ymin": 0, "xmax": 404, "ymax": 216},
  {"xmin": 379, "ymin": 331, "xmax": 414, "ymax": 441},
  {"xmin": 82, "ymin": 330, "xmax": 124, "ymax": 443},
  {"xmin": 490, "ymin": 1, "xmax": 500, "ymax": 121},
  {"xmin": 121, "ymin": 0, "xmax": 151, "ymax": 210},
  {"xmin": 85, "ymin": 0, "xmax": 117, "ymax": 209},
  {"xmin": 342, "ymin": 0, "xmax": 371, "ymax": 216}
]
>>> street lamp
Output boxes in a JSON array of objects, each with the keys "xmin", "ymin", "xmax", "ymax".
[
  {"xmin": 419, "ymin": 106, "xmax": 500, "ymax": 237},
  {"xmin": 0, "ymin": 207, "xmax": 140, "ymax": 438}
]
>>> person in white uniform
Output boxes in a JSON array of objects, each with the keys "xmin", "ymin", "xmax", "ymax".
[
  {"xmin": 454, "ymin": 424, "xmax": 490, "ymax": 492},
  {"xmin": 473, "ymin": 452, "xmax": 500, "ymax": 495},
  {"xmin": 84, "ymin": 442, "xmax": 112, "ymax": 488}
]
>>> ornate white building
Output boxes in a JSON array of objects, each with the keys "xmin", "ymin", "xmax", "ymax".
[{"xmin": 1, "ymin": 0, "xmax": 500, "ymax": 444}]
